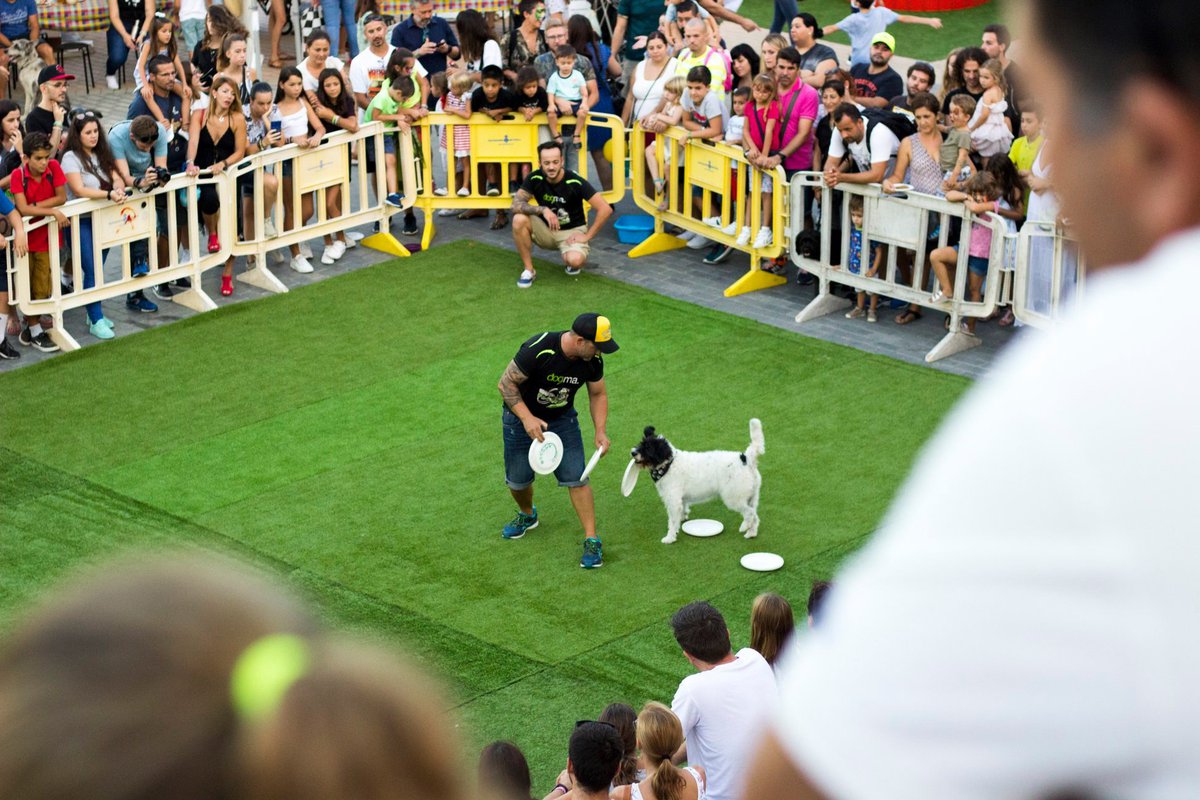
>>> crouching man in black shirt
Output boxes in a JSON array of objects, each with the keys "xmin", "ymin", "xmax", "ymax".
[
  {"xmin": 511, "ymin": 140, "xmax": 612, "ymax": 289},
  {"xmin": 497, "ymin": 312, "xmax": 617, "ymax": 569}
]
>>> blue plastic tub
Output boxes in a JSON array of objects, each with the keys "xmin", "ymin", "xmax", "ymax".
[{"xmin": 614, "ymin": 214, "xmax": 655, "ymax": 245}]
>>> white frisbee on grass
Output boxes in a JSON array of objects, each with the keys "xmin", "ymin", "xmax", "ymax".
[
  {"xmin": 620, "ymin": 459, "xmax": 639, "ymax": 496},
  {"xmin": 740, "ymin": 552, "xmax": 784, "ymax": 572},
  {"xmin": 682, "ymin": 519, "xmax": 723, "ymax": 537},
  {"xmin": 528, "ymin": 432, "xmax": 564, "ymax": 475},
  {"xmin": 579, "ymin": 447, "xmax": 604, "ymax": 481}
]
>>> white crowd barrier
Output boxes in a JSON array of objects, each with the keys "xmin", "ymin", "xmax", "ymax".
[
  {"xmin": 789, "ymin": 175, "xmax": 1010, "ymax": 363},
  {"xmin": 1012, "ymin": 220, "xmax": 1085, "ymax": 329},
  {"xmin": 7, "ymin": 122, "xmax": 417, "ymax": 352}
]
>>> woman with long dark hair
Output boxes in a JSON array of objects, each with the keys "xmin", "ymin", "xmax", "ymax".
[
  {"xmin": 0, "ymin": 99, "xmax": 23, "ymax": 192},
  {"xmin": 455, "ymin": 8, "xmax": 501, "ymax": 87},
  {"xmin": 312, "ymin": 67, "xmax": 357, "ymax": 265},
  {"xmin": 185, "ymin": 75, "xmax": 247, "ymax": 296},
  {"xmin": 729, "ymin": 44, "xmax": 760, "ymax": 92},
  {"xmin": 215, "ymin": 32, "xmax": 257, "ymax": 113},
  {"xmin": 567, "ymin": 15, "xmax": 619, "ymax": 190},
  {"xmin": 61, "ymin": 109, "xmax": 127, "ymax": 339},
  {"xmin": 273, "ymin": 66, "xmax": 326, "ymax": 274},
  {"xmin": 502, "ymin": 0, "xmax": 547, "ymax": 84},
  {"xmin": 299, "ymin": 29, "xmax": 344, "ymax": 94}
]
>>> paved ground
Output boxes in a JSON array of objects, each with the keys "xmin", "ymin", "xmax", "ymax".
[{"xmin": 1, "ymin": 23, "xmax": 1018, "ymax": 378}]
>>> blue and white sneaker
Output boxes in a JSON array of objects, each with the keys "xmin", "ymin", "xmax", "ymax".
[
  {"xmin": 517, "ymin": 270, "xmax": 535, "ymax": 289},
  {"xmin": 126, "ymin": 292, "xmax": 158, "ymax": 313},
  {"xmin": 502, "ymin": 506, "xmax": 539, "ymax": 539},
  {"xmin": 580, "ymin": 537, "xmax": 603, "ymax": 569},
  {"xmin": 131, "ymin": 260, "xmax": 150, "ymax": 277},
  {"xmin": 385, "ymin": 192, "xmax": 404, "ymax": 208}
]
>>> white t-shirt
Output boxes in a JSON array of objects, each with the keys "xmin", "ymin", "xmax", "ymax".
[
  {"xmin": 300, "ymin": 55, "xmax": 344, "ymax": 92},
  {"xmin": 672, "ymin": 648, "xmax": 778, "ymax": 800},
  {"xmin": 772, "ymin": 224, "xmax": 1200, "ymax": 800},
  {"xmin": 350, "ymin": 45, "xmax": 426, "ymax": 116},
  {"xmin": 828, "ymin": 119, "xmax": 899, "ymax": 172},
  {"xmin": 179, "ymin": 0, "xmax": 206, "ymax": 21}
]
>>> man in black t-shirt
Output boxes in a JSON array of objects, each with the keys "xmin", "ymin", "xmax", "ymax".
[
  {"xmin": 25, "ymin": 65, "xmax": 72, "ymax": 153},
  {"xmin": 849, "ymin": 33, "xmax": 903, "ymax": 109},
  {"xmin": 497, "ymin": 312, "xmax": 618, "ymax": 569},
  {"xmin": 511, "ymin": 140, "xmax": 613, "ymax": 288}
]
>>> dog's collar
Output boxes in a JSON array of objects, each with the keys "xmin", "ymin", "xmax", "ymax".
[{"xmin": 650, "ymin": 456, "xmax": 674, "ymax": 482}]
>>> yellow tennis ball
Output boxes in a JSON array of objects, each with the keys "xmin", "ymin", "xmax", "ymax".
[{"xmin": 602, "ymin": 138, "xmax": 613, "ymax": 163}]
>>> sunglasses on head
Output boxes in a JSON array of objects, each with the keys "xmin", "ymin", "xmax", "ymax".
[{"xmin": 73, "ymin": 110, "xmax": 98, "ymax": 122}]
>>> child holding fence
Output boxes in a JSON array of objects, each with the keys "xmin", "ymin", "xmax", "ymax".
[
  {"xmin": 9, "ymin": 132, "xmax": 67, "ymax": 352},
  {"xmin": 701, "ymin": 86, "xmax": 748, "ymax": 262},
  {"xmin": 467, "ymin": 65, "xmax": 517, "ymax": 229},
  {"xmin": 366, "ymin": 78, "xmax": 415, "ymax": 209},
  {"xmin": 442, "ymin": 71, "xmax": 475, "ymax": 197},
  {"xmin": 513, "ymin": 66, "xmax": 548, "ymax": 192},
  {"xmin": 643, "ymin": 76, "xmax": 686, "ymax": 212},
  {"xmin": 743, "ymin": 74, "xmax": 779, "ymax": 254},
  {"xmin": 844, "ymin": 195, "xmax": 882, "ymax": 323},
  {"xmin": 930, "ymin": 171, "xmax": 1002, "ymax": 335},
  {"xmin": 675, "ymin": 65, "xmax": 724, "ymax": 252}
]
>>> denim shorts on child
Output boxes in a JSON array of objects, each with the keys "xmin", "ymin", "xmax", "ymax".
[
  {"xmin": 384, "ymin": 133, "xmax": 397, "ymax": 155},
  {"xmin": 951, "ymin": 244, "xmax": 991, "ymax": 277},
  {"xmin": 502, "ymin": 407, "xmax": 587, "ymax": 489}
]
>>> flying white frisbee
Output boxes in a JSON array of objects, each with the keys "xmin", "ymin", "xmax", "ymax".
[
  {"xmin": 528, "ymin": 431, "xmax": 564, "ymax": 475},
  {"xmin": 620, "ymin": 459, "xmax": 639, "ymax": 497},
  {"xmin": 682, "ymin": 519, "xmax": 723, "ymax": 537},
  {"xmin": 580, "ymin": 447, "xmax": 604, "ymax": 482},
  {"xmin": 740, "ymin": 552, "xmax": 784, "ymax": 572}
]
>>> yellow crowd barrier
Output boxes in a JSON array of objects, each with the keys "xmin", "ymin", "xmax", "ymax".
[
  {"xmin": 626, "ymin": 122, "xmax": 790, "ymax": 298},
  {"xmin": 8, "ymin": 122, "xmax": 417, "ymax": 351},
  {"xmin": 411, "ymin": 111, "xmax": 626, "ymax": 251},
  {"xmin": 789, "ymin": 176, "xmax": 1009, "ymax": 363}
]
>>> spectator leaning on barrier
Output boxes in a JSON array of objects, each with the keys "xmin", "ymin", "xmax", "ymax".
[
  {"xmin": 511, "ymin": 139, "xmax": 612, "ymax": 287},
  {"xmin": 109, "ymin": 115, "xmax": 177, "ymax": 304},
  {"xmin": 0, "ymin": 175, "xmax": 28, "ymax": 361},
  {"xmin": 669, "ymin": 601, "xmax": 778, "ymax": 800},
  {"xmin": 849, "ymin": 32, "xmax": 903, "ymax": 109},
  {"xmin": 675, "ymin": 19, "xmax": 727, "ymax": 104},
  {"xmin": 890, "ymin": 60, "xmax": 935, "ymax": 112},
  {"xmin": 25, "ymin": 66, "xmax": 72, "ymax": 154},
  {"xmin": 9, "ymin": 132, "xmax": 66, "ymax": 353},
  {"xmin": 824, "ymin": 103, "xmax": 902, "ymax": 188},
  {"xmin": 674, "ymin": 64, "xmax": 723, "ymax": 253},
  {"xmin": 391, "ymin": 0, "xmax": 458, "ymax": 83}
]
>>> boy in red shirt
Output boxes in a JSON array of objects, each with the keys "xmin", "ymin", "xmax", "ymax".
[{"xmin": 11, "ymin": 131, "xmax": 68, "ymax": 353}]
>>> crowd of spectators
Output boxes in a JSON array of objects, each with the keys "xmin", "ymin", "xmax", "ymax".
[{"xmin": 0, "ymin": 551, "xmax": 818, "ymax": 800}]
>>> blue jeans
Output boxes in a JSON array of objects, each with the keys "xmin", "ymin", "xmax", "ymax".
[
  {"xmin": 78, "ymin": 218, "xmax": 104, "ymax": 323},
  {"xmin": 770, "ymin": 0, "xmax": 799, "ymax": 33},
  {"xmin": 321, "ymin": 0, "xmax": 359, "ymax": 58},
  {"xmin": 502, "ymin": 408, "xmax": 587, "ymax": 489},
  {"xmin": 105, "ymin": 26, "xmax": 134, "ymax": 77}
]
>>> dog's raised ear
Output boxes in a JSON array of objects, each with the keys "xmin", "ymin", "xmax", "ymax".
[{"xmin": 643, "ymin": 426, "xmax": 656, "ymax": 438}]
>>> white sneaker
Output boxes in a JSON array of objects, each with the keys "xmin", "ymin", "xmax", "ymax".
[
  {"xmin": 721, "ymin": 220, "xmax": 738, "ymax": 236},
  {"xmin": 703, "ymin": 215, "xmax": 723, "ymax": 228},
  {"xmin": 456, "ymin": 186, "xmax": 471, "ymax": 197},
  {"xmin": 437, "ymin": 208, "xmax": 458, "ymax": 217},
  {"xmin": 329, "ymin": 240, "xmax": 346, "ymax": 260},
  {"xmin": 321, "ymin": 247, "xmax": 337, "ymax": 265},
  {"xmin": 433, "ymin": 187, "xmax": 448, "ymax": 196},
  {"xmin": 752, "ymin": 227, "xmax": 773, "ymax": 249},
  {"xmin": 676, "ymin": 230, "xmax": 697, "ymax": 242},
  {"xmin": 735, "ymin": 226, "xmax": 752, "ymax": 246},
  {"xmin": 263, "ymin": 217, "xmax": 278, "ymax": 238},
  {"xmin": 299, "ymin": 242, "xmax": 313, "ymax": 259},
  {"xmin": 686, "ymin": 234, "xmax": 711, "ymax": 250},
  {"xmin": 178, "ymin": 247, "xmax": 191, "ymax": 263},
  {"xmin": 269, "ymin": 248, "xmax": 284, "ymax": 264},
  {"xmin": 290, "ymin": 255, "xmax": 313, "ymax": 273},
  {"xmin": 105, "ymin": 74, "xmax": 119, "ymax": 90},
  {"xmin": 343, "ymin": 235, "xmax": 357, "ymax": 249}
]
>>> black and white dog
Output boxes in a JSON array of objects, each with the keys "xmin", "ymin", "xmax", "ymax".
[{"xmin": 630, "ymin": 419, "xmax": 764, "ymax": 544}]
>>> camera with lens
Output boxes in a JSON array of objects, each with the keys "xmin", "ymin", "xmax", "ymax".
[{"xmin": 151, "ymin": 166, "xmax": 171, "ymax": 186}]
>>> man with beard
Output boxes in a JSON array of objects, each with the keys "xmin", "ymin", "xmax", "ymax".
[{"xmin": 849, "ymin": 32, "xmax": 903, "ymax": 108}]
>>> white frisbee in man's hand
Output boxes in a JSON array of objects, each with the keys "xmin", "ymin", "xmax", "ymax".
[
  {"xmin": 621, "ymin": 459, "xmax": 639, "ymax": 496},
  {"xmin": 528, "ymin": 431, "xmax": 564, "ymax": 475},
  {"xmin": 682, "ymin": 519, "xmax": 723, "ymax": 537},
  {"xmin": 579, "ymin": 447, "xmax": 604, "ymax": 481},
  {"xmin": 740, "ymin": 552, "xmax": 784, "ymax": 572}
]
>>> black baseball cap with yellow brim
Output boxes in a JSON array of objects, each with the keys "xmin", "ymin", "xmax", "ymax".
[{"xmin": 572, "ymin": 313, "xmax": 619, "ymax": 353}]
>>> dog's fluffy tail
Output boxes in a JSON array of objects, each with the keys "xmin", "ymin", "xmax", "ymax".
[{"xmin": 745, "ymin": 418, "xmax": 764, "ymax": 467}]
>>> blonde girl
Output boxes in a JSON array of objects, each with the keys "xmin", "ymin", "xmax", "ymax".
[
  {"xmin": 645, "ymin": 75, "xmax": 686, "ymax": 209},
  {"xmin": 968, "ymin": 58, "xmax": 1014, "ymax": 163},
  {"xmin": 743, "ymin": 73, "xmax": 779, "ymax": 249},
  {"xmin": 611, "ymin": 702, "xmax": 707, "ymax": 800},
  {"xmin": 442, "ymin": 70, "xmax": 474, "ymax": 196}
]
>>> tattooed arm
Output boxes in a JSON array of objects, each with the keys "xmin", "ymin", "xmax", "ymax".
[
  {"xmin": 511, "ymin": 188, "xmax": 542, "ymax": 217},
  {"xmin": 498, "ymin": 359, "xmax": 549, "ymax": 441}
]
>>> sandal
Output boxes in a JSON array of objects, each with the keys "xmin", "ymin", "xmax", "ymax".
[
  {"xmin": 457, "ymin": 209, "xmax": 488, "ymax": 220},
  {"xmin": 894, "ymin": 308, "xmax": 922, "ymax": 325},
  {"xmin": 490, "ymin": 211, "xmax": 509, "ymax": 230}
]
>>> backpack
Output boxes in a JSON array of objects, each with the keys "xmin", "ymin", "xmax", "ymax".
[
  {"xmin": 703, "ymin": 48, "xmax": 734, "ymax": 94},
  {"xmin": 860, "ymin": 107, "xmax": 917, "ymax": 142}
]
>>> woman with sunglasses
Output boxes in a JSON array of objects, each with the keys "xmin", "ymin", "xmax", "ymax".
[
  {"xmin": 185, "ymin": 75, "xmax": 247, "ymax": 297},
  {"xmin": 61, "ymin": 109, "xmax": 127, "ymax": 340}
]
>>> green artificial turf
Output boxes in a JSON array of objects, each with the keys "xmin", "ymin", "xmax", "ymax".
[
  {"xmin": 739, "ymin": 0, "xmax": 1003, "ymax": 63},
  {"xmin": 0, "ymin": 241, "xmax": 970, "ymax": 787}
]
